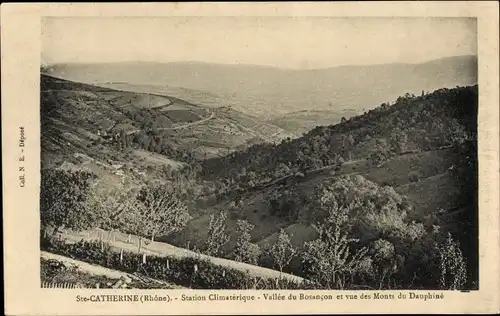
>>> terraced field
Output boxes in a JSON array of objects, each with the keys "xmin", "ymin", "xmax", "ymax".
[{"xmin": 41, "ymin": 74, "xmax": 286, "ymax": 178}]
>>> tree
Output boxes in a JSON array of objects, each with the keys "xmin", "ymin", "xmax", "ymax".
[
  {"xmin": 269, "ymin": 188, "xmax": 302, "ymax": 221},
  {"xmin": 203, "ymin": 211, "xmax": 230, "ymax": 257},
  {"xmin": 119, "ymin": 130, "xmax": 127, "ymax": 150},
  {"xmin": 40, "ymin": 170, "xmax": 96, "ymax": 236},
  {"xmin": 161, "ymin": 164, "xmax": 172, "ymax": 178},
  {"xmin": 380, "ymin": 102, "xmax": 390, "ymax": 110},
  {"xmin": 136, "ymin": 183, "xmax": 191, "ymax": 243},
  {"xmin": 274, "ymin": 163, "xmax": 291, "ymax": 178},
  {"xmin": 447, "ymin": 119, "xmax": 468, "ymax": 145},
  {"xmin": 302, "ymin": 200, "xmax": 368, "ymax": 289},
  {"xmin": 437, "ymin": 233, "xmax": 467, "ymax": 290},
  {"xmin": 147, "ymin": 138, "xmax": 156, "ymax": 152},
  {"xmin": 135, "ymin": 131, "xmax": 150, "ymax": 149},
  {"xmin": 389, "ymin": 128, "xmax": 408, "ymax": 154},
  {"xmin": 336, "ymin": 155, "xmax": 345, "ymax": 166},
  {"xmin": 85, "ymin": 184, "xmax": 143, "ymax": 242},
  {"xmin": 269, "ymin": 229, "xmax": 296, "ymax": 273},
  {"xmin": 408, "ymin": 171, "xmax": 420, "ymax": 183},
  {"xmin": 118, "ymin": 197, "xmax": 149, "ymax": 252},
  {"xmin": 245, "ymin": 171, "xmax": 258, "ymax": 188},
  {"xmin": 233, "ymin": 220, "xmax": 260, "ymax": 264},
  {"xmin": 369, "ymin": 140, "xmax": 393, "ymax": 167},
  {"xmin": 342, "ymin": 134, "xmax": 355, "ymax": 148}
]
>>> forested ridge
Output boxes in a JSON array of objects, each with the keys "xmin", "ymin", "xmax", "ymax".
[{"xmin": 201, "ymin": 86, "xmax": 477, "ymax": 187}]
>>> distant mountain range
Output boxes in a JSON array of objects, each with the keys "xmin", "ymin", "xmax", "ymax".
[{"xmin": 43, "ymin": 55, "xmax": 477, "ymax": 118}]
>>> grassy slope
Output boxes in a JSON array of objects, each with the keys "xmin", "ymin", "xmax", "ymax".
[
  {"xmin": 41, "ymin": 74, "xmax": 283, "ymax": 179},
  {"xmin": 395, "ymin": 173, "xmax": 461, "ymax": 220},
  {"xmin": 167, "ymin": 148, "xmax": 458, "ymax": 251}
]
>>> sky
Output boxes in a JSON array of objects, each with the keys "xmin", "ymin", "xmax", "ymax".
[{"xmin": 41, "ymin": 17, "xmax": 477, "ymax": 69}]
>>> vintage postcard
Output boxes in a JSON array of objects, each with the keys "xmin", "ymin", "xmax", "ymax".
[{"xmin": 2, "ymin": 2, "xmax": 499, "ymax": 315}]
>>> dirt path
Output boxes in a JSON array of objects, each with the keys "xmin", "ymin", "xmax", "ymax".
[
  {"xmin": 41, "ymin": 251, "xmax": 186, "ymax": 288},
  {"xmin": 42, "ymin": 251, "xmax": 136, "ymax": 280}
]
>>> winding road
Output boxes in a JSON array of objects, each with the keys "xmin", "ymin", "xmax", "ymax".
[{"xmin": 126, "ymin": 111, "xmax": 215, "ymax": 135}]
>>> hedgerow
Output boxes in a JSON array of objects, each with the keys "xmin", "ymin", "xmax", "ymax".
[{"xmin": 41, "ymin": 237, "xmax": 320, "ymax": 290}]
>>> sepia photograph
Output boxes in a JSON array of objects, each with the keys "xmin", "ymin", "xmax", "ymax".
[
  {"xmin": 3, "ymin": 2, "xmax": 500, "ymax": 315},
  {"xmin": 38, "ymin": 15, "xmax": 480, "ymax": 291}
]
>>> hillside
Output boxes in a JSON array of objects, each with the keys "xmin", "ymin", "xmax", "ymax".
[
  {"xmin": 43, "ymin": 55, "xmax": 477, "ymax": 118},
  {"xmin": 164, "ymin": 84, "xmax": 478, "ymax": 289},
  {"xmin": 41, "ymin": 74, "xmax": 286, "ymax": 177},
  {"xmin": 167, "ymin": 147, "xmax": 463, "ymax": 252},
  {"xmin": 200, "ymin": 85, "xmax": 477, "ymax": 182},
  {"xmin": 84, "ymin": 81, "xmax": 233, "ymax": 110}
]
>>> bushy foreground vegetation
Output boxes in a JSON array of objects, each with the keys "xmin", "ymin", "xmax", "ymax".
[
  {"xmin": 204, "ymin": 174, "xmax": 473, "ymax": 290},
  {"xmin": 41, "ymin": 168, "xmax": 473, "ymax": 290}
]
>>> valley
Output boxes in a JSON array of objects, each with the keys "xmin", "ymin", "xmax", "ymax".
[
  {"xmin": 40, "ymin": 58, "xmax": 478, "ymax": 291},
  {"xmin": 43, "ymin": 55, "xmax": 477, "ymax": 118}
]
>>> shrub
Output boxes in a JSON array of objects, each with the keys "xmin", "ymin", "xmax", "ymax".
[{"xmin": 408, "ymin": 172, "xmax": 420, "ymax": 183}]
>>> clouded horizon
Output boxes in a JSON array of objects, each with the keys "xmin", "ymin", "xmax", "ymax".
[{"xmin": 41, "ymin": 17, "xmax": 477, "ymax": 69}]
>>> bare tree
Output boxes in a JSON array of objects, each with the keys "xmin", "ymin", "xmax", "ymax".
[
  {"xmin": 233, "ymin": 220, "xmax": 260, "ymax": 264},
  {"xmin": 437, "ymin": 233, "xmax": 467, "ymax": 290},
  {"xmin": 269, "ymin": 229, "xmax": 296, "ymax": 274},
  {"xmin": 203, "ymin": 211, "xmax": 230, "ymax": 257},
  {"xmin": 302, "ymin": 200, "xmax": 368, "ymax": 289}
]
